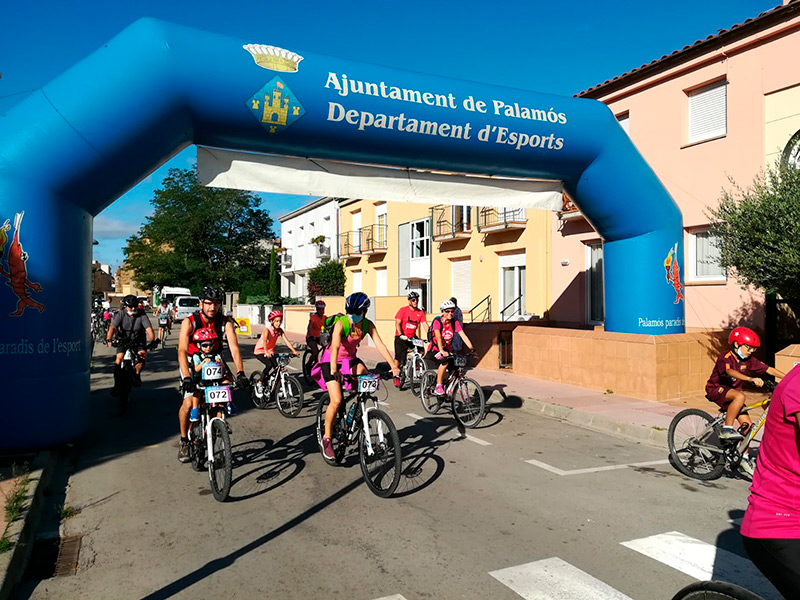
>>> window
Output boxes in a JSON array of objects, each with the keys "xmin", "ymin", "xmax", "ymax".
[
  {"xmin": 453, "ymin": 205, "xmax": 471, "ymax": 232},
  {"xmin": 410, "ymin": 218, "xmax": 430, "ymax": 259},
  {"xmin": 616, "ymin": 112, "xmax": 630, "ymax": 135},
  {"xmin": 297, "ymin": 225, "xmax": 304, "ymax": 246},
  {"xmin": 586, "ymin": 242, "xmax": 604, "ymax": 324},
  {"xmin": 688, "ymin": 80, "xmax": 727, "ymax": 144},
  {"xmin": 688, "ymin": 229, "xmax": 726, "ymax": 282},
  {"xmin": 376, "ymin": 203, "xmax": 387, "ymax": 247}
]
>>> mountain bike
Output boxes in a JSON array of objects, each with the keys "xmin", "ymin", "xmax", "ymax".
[
  {"xmin": 187, "ymin": 361, "xmax": 238, "ymax": 502},
  {"xmin": 667, "ymin": 380, "xmax": 777, "ymax": 481},
  {"xmin": 111, "ymin": 338, "xmax": 144, "ymax": 416},
  {"xmin": 419, "ymin": 353, "xmax": 485, "ymax": 428},
  {"xmin": 301, "ymin": 346, "xmax": 318, "ymax": 385},
  {"xmin": 157, "ymin": 315, "xmax": 170, "ymax": 347},
  {"xmin": 249, "ymin": 354, "xmax": 304, "ymax": 417},
  {"xmin": 397, "ymin": 337, "xmax": 427, "ymax": 395},
  {"xmin": 315, "ymin": 372, "xmax": 402, "ymax": 498},
  {"xmin": 671, "ymin": 580, "xmax": 766, "ymax": 600},
  {"xmin": 91, "ymin": 310, "xmax": 108, "ymax": 342}
]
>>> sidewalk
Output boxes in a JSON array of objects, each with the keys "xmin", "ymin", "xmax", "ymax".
[{"xmin": 253, "ymin": 325, "xmax": 722, "ymax": 449}]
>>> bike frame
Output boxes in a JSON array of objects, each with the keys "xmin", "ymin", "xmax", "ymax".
[
  {"xmin": 701, "ymin": 398, "xmax": 770, "ymax": 458},
  {"xmin": 204, "ymin": 409, "xmax": 228, "ymax": 464}
]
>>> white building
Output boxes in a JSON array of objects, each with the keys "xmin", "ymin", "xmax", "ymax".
[{"xmin": 280, "ymin": 197, "xmax": 339, "ymax": 300}]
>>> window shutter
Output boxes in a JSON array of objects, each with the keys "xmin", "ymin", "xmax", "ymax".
[
  {"xmin": 451, "ymin": 259, "xmax": 471, "ymax": 311},
  {"xmin": 689, "ymin": 81, "xmax": 727, "ymax": 143}
]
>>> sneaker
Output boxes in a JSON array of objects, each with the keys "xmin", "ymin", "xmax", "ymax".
[
  {"xmin": 434, "ymin": 384, "xmax": 445, "ymax": 396},
  {"xmin": 321, "ymin": 436, "xmax": 335, "ymax": 460},
  {"xmin": 189, "ymin": 408, "xmax": 199, "ymax": 422},
  {"xmin": 228, "ymin": 402, "xmax": 237, "ymax": 416},
  {"xmin": 719, "ymin": 426, "xmax": 743, "ymax": 441},
  {"xmin": 739, "ymin": 456, "xmax": 755, "ymax": 478},
  {"xmin": 133, "ymin": 372, "xmax": 142, "ymax": 387},
  {"xmin": 394, "ymin": 376, "xmax": 402, "ymax": 389},
  {"xmin": 178, "ymin": 440, "xmax": 190, "ymax": 463}
]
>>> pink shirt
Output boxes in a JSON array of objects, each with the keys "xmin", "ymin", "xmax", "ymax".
[
  {"xmin": 254, "ymin": 324, "xmax": 281, "ymax": 356},
  {"xmin": 427, "ymin": 317, "xmax": 463, "ymax": 353},
  {"xmin": 741, "ymin": 364, "xmax": 800, "ymax": 539}
]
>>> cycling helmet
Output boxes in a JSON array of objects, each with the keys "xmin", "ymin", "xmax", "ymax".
[
  {"xmin": 345, "ymin": 292, "xmax": 370, "ymax": 314},
  {"xmin": 314, "ymin": 300, "xmax": 326, "ymax": 309},
  {"xmin": 122, "ymin": 294, "xmax": 138, "ymax": 308},
  {"xmin": 440, "ymin": 299, "xmax": 456, "ymax": 312},
  {"xmin": 729, "ymin": 327, "xmax": 760, "ymax": 348},
  {"xmin": 193, "ymin": 327, "xmax": 218, "ymax": 343},
  {"xmin": 407, "ymin": 291, "xmax": 420, "ymax": 300},
  {"xmin": 269, "ymin": 310, "xmax": 283, "ymax": 321},
  {"xmin": 199, "ymin": 286, "xmax": 224, "ymax": 302}
]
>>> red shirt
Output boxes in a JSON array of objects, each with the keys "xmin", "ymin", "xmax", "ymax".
[
  {"xmin": 308, "ymin": 313, "xmax": 325, "ymax": 337},
  {"xmin": 395, "ymin": 306, "xmax": 427, "ymax": 338},
  {"xmin": 706, "ymin": 350, "xmax": 768, "ymax": 395}
]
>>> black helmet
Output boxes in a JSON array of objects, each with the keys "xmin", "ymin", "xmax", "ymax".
[
  {"xmin": 199, "ymin": 286, "xmax": 224, "ymax": 302},
  {"xmin": 407, "ymin": 291, "xmax": 420, "ymax": 300},
  {"xmin": 122, "ymin": 294, "xmax": 138, "ymax": 308}
]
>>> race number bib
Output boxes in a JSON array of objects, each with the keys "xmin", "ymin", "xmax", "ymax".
[
  {"xmin": 202, "ymin": 361, "xmax": 225, "ymax": 381},
  {"xmin": 158, "ymin": 317, "xmax": 168, "ymax": 325},
  {"xmin": 412, "ymin": 338, "xmax": 425, "ymax": 348},
  {"xmin": 205, "ymin": 385, "xmax": 231, "ymax": 404},
  {"xmin": 357, "ymin": 374, "xmax": 380, "ymax": 393}
]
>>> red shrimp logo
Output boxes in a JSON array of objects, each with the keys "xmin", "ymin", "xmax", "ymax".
[
  {"xmin": 663, "ymin": 243, "xmax": 684, "ymax": 305},
  {"xmin": 0, "ymin": 212, "xmax": 45, "ymax": 316}
]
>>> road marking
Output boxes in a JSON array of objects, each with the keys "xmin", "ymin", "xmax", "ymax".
[
  {"xmin": 465, "ymin": 434, "xmax": 492, "ymax": 446},
  {"xmin": 372, "ymin": 595, "xmax": 407, "ymax": 600},
  {"xmin": 524, "ymin": 458, "xmax": 669, "ymax": 476},
  {"xmin": 621, "ymin": 531, "xmax": 780, "ymax": 599},
  {"xmin": 490, "ymin": 557, "xmax": 633, "ymax": 600},
  {"xmin": 407, "ymin": 412, "xmax": 427, "ymax": 421}
]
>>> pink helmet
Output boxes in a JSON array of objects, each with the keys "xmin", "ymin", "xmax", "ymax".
[
  {"xmin": 729, "ymin": 327, "xmax": 760, "ymax": 348},
  {"xmin": 269, "ymin": 310, "xmax": 283, "ymax": 321}
]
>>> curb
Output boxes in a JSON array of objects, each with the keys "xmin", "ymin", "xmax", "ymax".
[{"xmin": 0, "ymin": 451, "xmax": 56, "ymax": 600}]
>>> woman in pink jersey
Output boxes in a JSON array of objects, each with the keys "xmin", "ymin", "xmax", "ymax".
[
  {"xmin": 740, "ymin": 364, "xmax": 800, "ymax": 598},
  {"xmin": 254, "ymin": 310, "xmax": 299, "ymax": 379}
]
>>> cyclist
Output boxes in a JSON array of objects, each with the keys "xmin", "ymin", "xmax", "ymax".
[
  {"xmin": 306, "ymin": 300, "xmax": 327, "ymax": 364},
  {"xmin": 426, "ymin": 299, "xmax": 475, "ymax": 396},
  {"xmin": 394, "ymin": 291, "xmax": 428, "ymax": 387},
  {"xmin": 106, "ymin": 294, "xmax": 158, "ymax": 394},
  {"xmin": 314, "ymin": 292, "xmax": 400, "ymax": 460},
  {"xmin": 190, "ymin": 330, "xmax": 233, "ymax": 423},
  {"xmin": 706, "ymin": 327, "xmax": 785, "ymax": 447},
  {"xmin": 154, "ymin": 297, "xmax": 174, "ymax": 340},
  {"xmin": 740, "ymin": 363, "xmax": 800, "ymax": 599},
  {"xmin": 254, "ymin": 309, "xmax": 300, "ymax": 380},
  {"xmin": 177, "ymin": 286, "xmax": 248, "ymax": 463}
]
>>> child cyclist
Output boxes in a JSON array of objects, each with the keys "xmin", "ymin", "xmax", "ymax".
[
  {"xmin": 311, "ymin": 292, "xmax": 400, "ymax": 460},
  {"xmin": 706, "ymin": 327, "xmax": 785, "ymax": 473},
  {"xmin": 190, "ymin": 330, "xmax": 233, "ymax": 422},
  {"xmin": 426, "ymin": 299, "xmax": 475, "ymax": 396},
  {"xmin": 306, "ymin": 300, "xmax": 327, "ymax": 364},
  {"xmin": 254, "ymin": 310, "xmax": 300, "ymax": 379}
]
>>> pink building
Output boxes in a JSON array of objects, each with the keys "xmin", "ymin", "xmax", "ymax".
[{"xmin": 551, "ymin": 0, "xmax": 800, "ymax": 342}]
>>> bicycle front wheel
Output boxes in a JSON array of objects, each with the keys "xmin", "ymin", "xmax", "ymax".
[
  {"xmin": 668, "ymin": 408, "xmax": 726, "ymax": 480},
  {"xmin": 359, "ymin": 408, "xmax": 402, "ymax": 498},
  {"xmin": 208, "ymin": 419, "xmax": 232, "ymax": 502},
  {"xmin": 275, "ymin": 374, "xmax": 304, "ymax": 417},
  {"xmin": 452, "ymin": 377, "xmax": 485, "ymax": 428},
  {"xmin": 249, "ymin": 372, "xmax": 269, "ymax": 409},
  {"xmin": 671, "ymin": 580, "xmax": 766, "ymax": 600},
  {"xmin": 302, "ymin": 350, "xmax": 315, "ymax": 385},
  {"xmin": 419, "ymin": 370, "xmax": 442, "ymax": 414},
  {"xmin": 409, "ymin": 355, "xmax": 427, "ymax": 396}
]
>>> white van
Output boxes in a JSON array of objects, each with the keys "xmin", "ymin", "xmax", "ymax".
[{"xmin": 173, "ymin": 296, "xmax": 200, "ymax": 322}]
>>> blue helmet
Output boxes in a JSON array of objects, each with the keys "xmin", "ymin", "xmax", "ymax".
[{"xmin": 345, "ymin": 292, "xmax": 370, "ymax": 315}]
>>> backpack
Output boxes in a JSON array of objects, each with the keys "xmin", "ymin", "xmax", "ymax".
[
  {"xmin": 426, "ymin": 316, "xmax": 443, "ymax": 343},
  {"xmin": 189, "ymin": 311, "xmax": 227, "ymax": 351},
  {"xmin": 319, "ymin": 313, "xmax": 369, "ymax": 348}
]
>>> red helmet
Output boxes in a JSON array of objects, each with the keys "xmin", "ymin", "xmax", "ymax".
[
  {"xmin": 269, "ymin": 310, "xmax": 283, "ymax": 321},
  {"xmin": 314, "ymin": 300, "xmax": 326, "ymax": 309},
  {"xmin": 729, "ymin": 327, "xmax": 760, "ymax": 348},
  {"xmin": 193, "ymin": 327, "xmax": 218, "ymax": 343}
]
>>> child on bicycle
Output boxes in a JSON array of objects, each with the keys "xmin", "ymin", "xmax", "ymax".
[
  {"xmin": 254, "ymin": 310, "xmax": 299, "ymax": 380},
  {"xmin": 426, "ymin": 299, "xmax": 475, "ymax": 396},
  {"xmin": 306, "ymin": 300, "xmax": 327, "ymax": 364},
  {"xmin": 191, "ymin": 330, "xmax": 233, "ymax": 422},
  {"xmin": 311, "ymin": 292, "xmax": 400, "ymax": 460},
  {"xmin": 706, "ymin": 327, "xmax": 785, "ymax": 446}
]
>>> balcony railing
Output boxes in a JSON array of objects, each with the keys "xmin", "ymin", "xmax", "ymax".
[
  {"xmin": 338, "ymin": 231, "xmax": 362, "ymax": 258},
  {"xmin": 361, "ymin": 224, "xmax": 388, "ymax": 254},
  {"xmin": 315, "ymin": 243, "xmax": 331, "ymax": 259},
  {"xmin": 476, "ymin": 208, "xmax": 527, "ymax": 232},
  {"xmin": 431, "ymin": 205, "xmax": 472, "ymax": 241},
  {"xmin": 280, "ymin": 250, "xmax": 292, "ymax": 268}
]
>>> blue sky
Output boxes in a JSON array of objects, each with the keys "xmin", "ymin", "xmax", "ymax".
[{"xmin": 0, "ymin": 0, "xmax": 779, "ymax": 269}]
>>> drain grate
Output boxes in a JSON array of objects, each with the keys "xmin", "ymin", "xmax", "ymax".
[
  {"xmin": 23, "ymin": 535, "xmax": 81, "ymax": 580},
  {"xmin": 55, "ymin": 535, "xmax": 81, "ymax": 577}
]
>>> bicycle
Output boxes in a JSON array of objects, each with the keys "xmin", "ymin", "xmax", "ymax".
[
  {"xmin": 397, "ymin": 337, "xmax": 427, "ymax": 395},
  {"xmin": 91, "ymin": 311, "xmax": 108, "ymax": 342},
  {"xmin": 419, "ymin": 353, "xmax": 486, "ymax": 428},
  {"xmin": 157, "ymin": 315, "xmax": 170, "ymax": 347},
  {"xmin": 667, "ymin": 380, "xmax": 777, "ymax": 481},
  {"xmin": 111, "ymin": 338, "xmax": 144, "ymax": 416},
  {"xmin": 315, "ymin": 372, "xmax": 402, "ymax": 498},
  {"xmin": 187, "ymin": 361, "xmax": 237, "ymax": 502},
  {"xmin": 671, "ymin": 580, "xmax": 766, "ymax": 600},
  {"xmin": 249, "ymin": 353, "xmax": 304, "ymax": 417},
  {"xmin": 301, "ymin": 345, "xmax": 318, "ymax": 386}
]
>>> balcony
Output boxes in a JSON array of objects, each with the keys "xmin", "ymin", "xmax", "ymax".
[
  {"xmin": 338, "ymin": 231, "xmax": 362, "ymax": 258},
  {"xmin": 431, "ymin": 205, "xmax": 472, "ymax": 241},
  {"xmin": 476, "ymin": 208, "xmax": 527, "ymax": 233},
  {"xmin": 558, "ymin": 195, "xmax": 584, "ymax": 221},
  {"xmin": 315, "ymin": 243, "xmax": 331, "ymax": 259},
  {"xmin": 280, "ymin": 250, "xmax": 292, "ymax": 268},
  {"xmin": 361, "ymin": 224, "xmax": 388, "ymax": 254}
]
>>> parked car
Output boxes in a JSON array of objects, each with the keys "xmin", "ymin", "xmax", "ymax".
[{"xmin": 173, "ymin": 296, "xmax": 200, "ymax": 322}]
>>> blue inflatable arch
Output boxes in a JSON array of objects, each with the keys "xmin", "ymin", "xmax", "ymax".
[{"xmin": 0, "ymin": 19, "xmax": 684, "ymax": 449}]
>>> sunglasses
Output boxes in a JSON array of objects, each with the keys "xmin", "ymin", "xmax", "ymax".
[{"xmin": 199, "ymin": 342, "xmax": 215, "ymax": 348}]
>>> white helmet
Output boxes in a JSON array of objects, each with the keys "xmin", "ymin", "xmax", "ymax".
[{"xmin": 440, "ymin": 299, "xmax": 456, "ymax": 311}]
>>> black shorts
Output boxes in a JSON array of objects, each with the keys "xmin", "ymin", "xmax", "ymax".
[
  {"xmin": 320, "ymin": 359, "xmax": 365, "ymax": 383},
  {"xmin": 742, "ymin": 535, "xmax": 800, "ymax": 599},
  {"xmin": 424, "ymin": 350, "xmax": 448, "ymax": 369}
]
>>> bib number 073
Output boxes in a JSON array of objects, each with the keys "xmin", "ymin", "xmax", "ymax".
[{"xmin": 357, "ymin": 375, "xmax": 380, "ymax": 393}]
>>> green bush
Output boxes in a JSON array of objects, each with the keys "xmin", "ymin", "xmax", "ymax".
[{"xmin": 307, "ymin": 260, "xmax": 345, "ymax": 302}]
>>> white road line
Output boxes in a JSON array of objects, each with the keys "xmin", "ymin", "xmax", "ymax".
[
  {"xmin": 489, "ymin": 557, "xmax": 633, "ymax": 600},
  {"xmin": 371, "ymin": 596, "xmax": 408, "ymax": 600},
  {"xmin": 465, "ymin": 434, "xmax": 492, "ymax": 446},
  {"xmin": 621, "ymin": 531, "xmax": 780, "ymax": 600},
  {"xmin": 406, "ymin": 412, "xmax": 426, "ymax": 421},
  {"xmin": 524, "ymin": 458, "xmax": 669, "ymax": 476}
]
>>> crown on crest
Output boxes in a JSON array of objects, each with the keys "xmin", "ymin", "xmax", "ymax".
[{"xmin": 243, "ymin": 44, "xmax": 303, "ymax": 72}]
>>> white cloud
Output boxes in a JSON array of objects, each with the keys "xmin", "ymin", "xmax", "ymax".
[{"xmin": 93, "ymin": 215, "xmax": 140, "ymax": 239}]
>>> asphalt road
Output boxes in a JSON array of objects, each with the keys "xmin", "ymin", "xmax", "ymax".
[{"xmin": 12, "ymin": 336, "xmax": 782, "ymax": 600}]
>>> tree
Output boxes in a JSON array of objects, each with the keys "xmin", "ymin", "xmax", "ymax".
[
  {"xmin": 124, "ymin": 167, "xmax": 274, "ymax": 292},
  {"xmin": 307, "ymin": 259, "xmax": 345, "ymax": 302},
  {"xmin": 708, "ymin": 163, "xmax": 800, "ymax": 298},
  {"xmin": 268, "ymin": 247, "xmax": 279, "ymax": 300}
]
